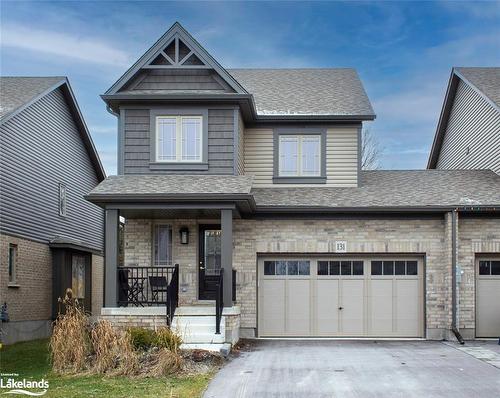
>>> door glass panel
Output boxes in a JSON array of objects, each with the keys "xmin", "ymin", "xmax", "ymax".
[
  {"xmin": 264, "ymin": 261, "xmax": 275, "ymax": 275},
  {"xmin": 383, "ymin": 261, "xmax": 394, "ymax": 275},
  {"xmin": 406, "ymin": 261, "xmax": 418, "ymax": 275},
  {"xmin": 341, "ymin": 261, "xmax": 351, "ymax": 275},
  {"xmin": 204, "ymin": 230, "xmax": 221, "ymax": 276},
  {"xmin": 352, "ymin": 261, "xmax": 364, "ymax": 275},
  {"xmin": 395, "ymin": 261, "xmax": 406, "ymax": 275},
  {"xmin": 318, "ymin": 261, "xmax": 329, "ymax": 275},
  {"xmin": 298, "ymin": 261, "xmax": 310, "ymax": 275},
  {"xmin": 371, "ymin": 261, "xmax": 382, "ymax": 275},
  {"xmin": 287, "ymin": 261, "xmax": 299, "ymax": 275},
  {"xmin": 330, "ymin": 261, "xmax": 340, "ymax": 275},
  {"xmin": 72, "ymin": 255, "xmax": 85, "ymax": 299},
  {"xmin": 276, "ymin": 261, "xmax": 287, "ymax": 275},
  {"xmin": 491, "ymin": 261, "xmax": 500, "ymax": 275}
]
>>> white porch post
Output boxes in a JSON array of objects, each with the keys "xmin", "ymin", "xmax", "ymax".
[
  {"xmin": 104, "ymin": 209, "xmax": 120, "ymax": 307},
  {"xmin": 221, "ymin": 209, "xmax": 233, "ymax": 307}
]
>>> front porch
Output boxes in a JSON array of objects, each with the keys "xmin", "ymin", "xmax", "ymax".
[{"xmin": 101, "ymin": 205, "xmax": 243, "ymax": 351}]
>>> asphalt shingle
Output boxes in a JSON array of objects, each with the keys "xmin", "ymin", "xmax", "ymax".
[
  {"xmin": 456, "ymin": 67, "xmax": 500, "ymax": 108},
  {"xmin": 228, "ymin": 68, "xmax": 375, "ymax": 117},
  {"xmin": 0, "ymin": 77, "xmax": 65, "ymax": 120},
  {"xmin": 251, "ymin": 170, "xmax": 500, "ymax": 208}
]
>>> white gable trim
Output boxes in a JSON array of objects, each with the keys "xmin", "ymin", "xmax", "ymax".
[{"xmin": 105, "ymin": 22, "xmax": 247, "ymax": 95}]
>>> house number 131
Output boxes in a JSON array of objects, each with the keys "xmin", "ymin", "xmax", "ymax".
[{"xmin": 336, "ymin": 241, "xmax": 347, "ymax": 253}]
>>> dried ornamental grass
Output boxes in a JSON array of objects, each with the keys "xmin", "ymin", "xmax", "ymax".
[
  {"xmin": 49, "ymin": 290, "xmax": 90, "ymax": 374},
  {"xmin": 154, "ymin": 327, "xmax": 183, "ymax": 353},
  {"xmin": 149, "ymin": 348, "xmax": 183, "ymax": 376},
  {"xmin": 91, "ymin": 320, "xmax": 121, "ymax": 373},
  {"xmin": 114, "ymin": 331, "xmax": 140, "ymax": 376}
]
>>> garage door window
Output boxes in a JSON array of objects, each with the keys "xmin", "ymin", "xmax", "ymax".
[
  {"xmin": 317, "ymin": 260, "xmax": 363, "ymax": 275},
  {"xmin": 479, "ymin": 260, "xmax": 500, "ymax": 275},
  {"xmin": 372, "ymin": 260, "xmax": 418, "ymax": 275},
  {"xmin": 264, "ymin": 260, "xmax": 310, "ymax": 275}
]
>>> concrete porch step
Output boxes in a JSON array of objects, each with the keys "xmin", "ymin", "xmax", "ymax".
[
  {"xmin": 181, "ymin": 342, "xmax": 231, "ymax": 354},
  {"xmin": 172, "ymin": 314, "xmax": 226, "ymax": 344}
]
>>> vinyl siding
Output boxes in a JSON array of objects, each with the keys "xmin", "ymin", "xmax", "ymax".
[
  {"xmin": 0, "ymin": 88, "xmax": 104, "ymax": 250},
  {"xmin": 123, "ymin": 108, "xmax": 235, "ymax": 174},
  {"xmin": 436, "ymin": 80, "xmax": 500, "ymax": 174},
  {"xmin": 237, "ymin": 112, "xmax": 245, "ymax": 175},
  {"xmin": 123, "ymin": 69, "xmax": 234, "ymax": 93},
  {"xmin": 244, "ymin": 126, "xmax": 359, "ymax": 187}
]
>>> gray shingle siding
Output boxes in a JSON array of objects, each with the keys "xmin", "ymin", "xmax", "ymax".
[
  {"xmin": 122, "ymin": 107, "xmax": 235, "ymax": 175},
  {"xmin": 0, "ymin": 87, "xmax": 104, "ymax": 250}
]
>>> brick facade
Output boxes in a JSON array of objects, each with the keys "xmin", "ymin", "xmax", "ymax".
[{"xmin": 123, "ymin": 215, "xmax": 500, "ymax": 339}]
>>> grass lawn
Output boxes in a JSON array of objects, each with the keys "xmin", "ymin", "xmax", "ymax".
[{"xmin": 0, "ymin": 339, "xmax": 214, "ymax": 398}]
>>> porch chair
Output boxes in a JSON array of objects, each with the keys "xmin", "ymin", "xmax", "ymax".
[{"xmin": 149, "ymin": 276, "xmax": 168, "ymax": 304}]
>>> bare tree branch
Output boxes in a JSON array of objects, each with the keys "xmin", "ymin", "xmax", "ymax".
[{"xmin": 361, "ymin": 128, "xmax": 383, "ymax": 170}]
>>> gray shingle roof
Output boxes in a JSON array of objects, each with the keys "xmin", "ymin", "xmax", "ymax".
[
  {"xmin": 0, "ymin": 77, "xmax": 65, "ymax": 120},
  {"xmin": 455, "ymin": 67, "xmax": 500, "ymax": 108},
  {"xmin": 87, "ymin": 174, "xmax": 254, "ymax": 197},
  {"xmin": 251, "ymin": 170, "xmax": 500, "ymax": 208},
  {"xmin": 228, "ymin": 68, "xmax": 375, "ymax": 117}
]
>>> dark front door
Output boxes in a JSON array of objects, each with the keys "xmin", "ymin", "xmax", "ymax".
[{"xmin": 198, "ymin": 225, "xmax": 221, "ymax": 300}]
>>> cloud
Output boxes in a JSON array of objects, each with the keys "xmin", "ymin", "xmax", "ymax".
[
  {"xmin": 1, "ymin": 24, "xmax": 132, "ymax": 67},
  {"xmin": 90, "ymin": 125, "xmax": 116, "ymax": 135}
]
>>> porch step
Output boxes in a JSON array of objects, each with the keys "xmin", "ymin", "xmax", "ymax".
[
  {"xmin": 181, "ymin": 342, "xmax": 231, "ymax": 354},
  {"xmin": 172, "ymin": 314, "xmax": 226, "ymax": 344}
]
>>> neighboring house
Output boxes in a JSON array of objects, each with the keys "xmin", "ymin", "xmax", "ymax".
[
  {"xmin": 427, "ymin": 67, "xmax": 500, "ymax": 174},
  {"xmin": 0, "ymin": 77, "xmax": 105, "ymax": 344},
  {"xmin": 87, "ymin": 23, "xmax": 500, "ymax": 349}
]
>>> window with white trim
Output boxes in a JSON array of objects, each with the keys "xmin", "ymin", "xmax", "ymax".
[
  {"xmin": 156, "ymin": 116, "xmax": 202, "ymax": 162},
  {"xmin": 279, "ymin": 135, "xmax": 321, "ymax": 177}
]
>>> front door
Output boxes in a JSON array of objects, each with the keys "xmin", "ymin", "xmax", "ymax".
[{"xmin": 198, "ymin": 225, "xmax": 222, "ymax": 300}]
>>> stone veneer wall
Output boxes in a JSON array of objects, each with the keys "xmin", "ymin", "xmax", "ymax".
[{"xmin": 123, "ymin": 216, "xmax": 500, "ymax": 339}]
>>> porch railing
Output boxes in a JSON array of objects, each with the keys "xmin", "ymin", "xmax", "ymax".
[
  {"xmin": 117, "ymin": 265, "xmax": 178, "ymax": 309},
  {"xmin": 215, "ymin": 268, "xmax": 224, "ymax": 334},
  {"xmin": 166, "ymin": 265, "xmax": 179, "ymax": 327}
]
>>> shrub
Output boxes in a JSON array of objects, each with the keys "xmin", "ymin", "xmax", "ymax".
[
  {"xmin": 150, "ymin": 348, "xmax": 183, "ymax": 376},
  {"xmin": 154, "ymin": 327, "xmax": 183, "ymax": 353},
  {"xmin": 127, "ymin": 327, "xmax": 156, "ymax": 350},
  {"xmin": 50, "ymin": 290, "xmax": 90, "ymax": 374}
]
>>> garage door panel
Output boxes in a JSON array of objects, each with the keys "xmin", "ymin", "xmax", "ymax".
[
  {"xmin": 341, "ymin": 279, "xmax": 365, "ymax": 335},
  {"xmin": 260, "ymin": 279, "xmax": 285, "ymax": 336},
  {"xmin": 316, "ymin": 279, "xmax": 340, "ymax": 335},
  {"xmin": 395, "ymin": 280, "xmax": 420, "ymax": 336},
  {"xmin": 370, "ymin": 279, "xmax": 393, "ymax": 335},
  {"xmin": 477, "ymin": 279, "xmax": 500, "ymax": 337},
  {"xmin": 287, "ymin": 279, "xmax": 311, "ymax": 335}
]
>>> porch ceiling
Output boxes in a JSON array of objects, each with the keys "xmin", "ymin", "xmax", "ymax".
[{"xmin": 119, "ymin": 208, "xmax": 231, "ymax": 219}]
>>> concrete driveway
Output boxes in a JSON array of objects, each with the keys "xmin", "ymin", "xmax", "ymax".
[{"xmin": 204, "ymin": 340, "xmax": 500, "ymax": 398}]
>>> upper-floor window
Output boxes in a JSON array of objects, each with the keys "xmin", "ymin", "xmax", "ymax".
[
  {"xmin": 59, "ymin": 183, "xmax": 67, "ymax": 217},
  {"xmin": 156, "ymin": 116, "xmax": 202, "ymax": 163},
  {"xmin": 279, "ymin": 134, "xmax": 321, "ymax": 177}
]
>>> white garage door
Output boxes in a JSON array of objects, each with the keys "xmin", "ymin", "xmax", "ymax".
[
  {"xmin": 476, "ymin": 259, "xmax": 500, "ymax": 338},
  {"xmin": 258, "ymin": 257, "xmax": 424, "ymax": 337}
]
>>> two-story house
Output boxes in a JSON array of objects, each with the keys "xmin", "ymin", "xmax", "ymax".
[
  {"xmin": 427, "ymin": 67, "xmax": 499, "ymax": 174},
  {"xmin": 0, "ymin": 77, "xmax": 105, "ymax": 344},
  {"xmin": 87, "ymin": 23, "xmax": 500, "ymax": 349}
]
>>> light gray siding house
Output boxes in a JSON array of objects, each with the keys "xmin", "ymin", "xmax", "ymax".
[
  {"xmin": 0, "ymin": 77, "xmax": 105, "ymax": 344},
  {"xmin": 428, "ymin": 67, "xmax": 500, "ymax": 174},
  {"xmin": 88, "ymin": 23, "xmax": 500, "ymax": 349}
]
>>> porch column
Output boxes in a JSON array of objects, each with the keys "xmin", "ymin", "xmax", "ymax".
[
  {"xmin": 221, "ymin": 209, "xmax": 233, "ymax": 307},
  {"xmin": 104, "ymin": 209, "xmax": 120, "ymax": 307}
]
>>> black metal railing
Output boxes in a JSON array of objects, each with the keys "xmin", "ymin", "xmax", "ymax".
[
  {"xmin": 118, "ymin": 265, "xmax": 178, "ymax": 307},
  {"xmin": 215, "ymin": 268, "xmax": 224, "ymax": 334},
  {"xmin": 232, "ymin": 269, "xmax": 236, "ymax": 302},
  {"xmin": 166, "ymin": 264, "xmax": 179, "ymax": 327}
]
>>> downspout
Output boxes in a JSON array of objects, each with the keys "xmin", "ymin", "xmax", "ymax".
[{"xmin": 451, "ymin": 209, "xmax": 464, "ymax": 344}]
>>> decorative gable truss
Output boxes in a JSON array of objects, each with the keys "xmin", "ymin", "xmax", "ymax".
[
  {"xmin": 147, "ymin": 36, "xmax": 206, "ymax": 67},
  {"xmin": 106, "ymin": 22, "xmax": 247, "ymax": 95}
]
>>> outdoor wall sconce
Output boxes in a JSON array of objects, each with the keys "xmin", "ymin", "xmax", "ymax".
[{"xmin": 180, "ymin": 227, "xmax": 189, "ymax": 244}]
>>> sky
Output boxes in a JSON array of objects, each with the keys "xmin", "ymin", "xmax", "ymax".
[{"xmin": 1, "ymin": 1, "xmax": 499, "ymax": 175}]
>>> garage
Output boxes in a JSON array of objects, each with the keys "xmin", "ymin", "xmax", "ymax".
[
  {"xmin": 258, "ymin": 256, "xmax": 424, "ymax": 337},
  {"xmin": 476, "ymin": 258, "xmax": 500, "ymax": 337}
]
